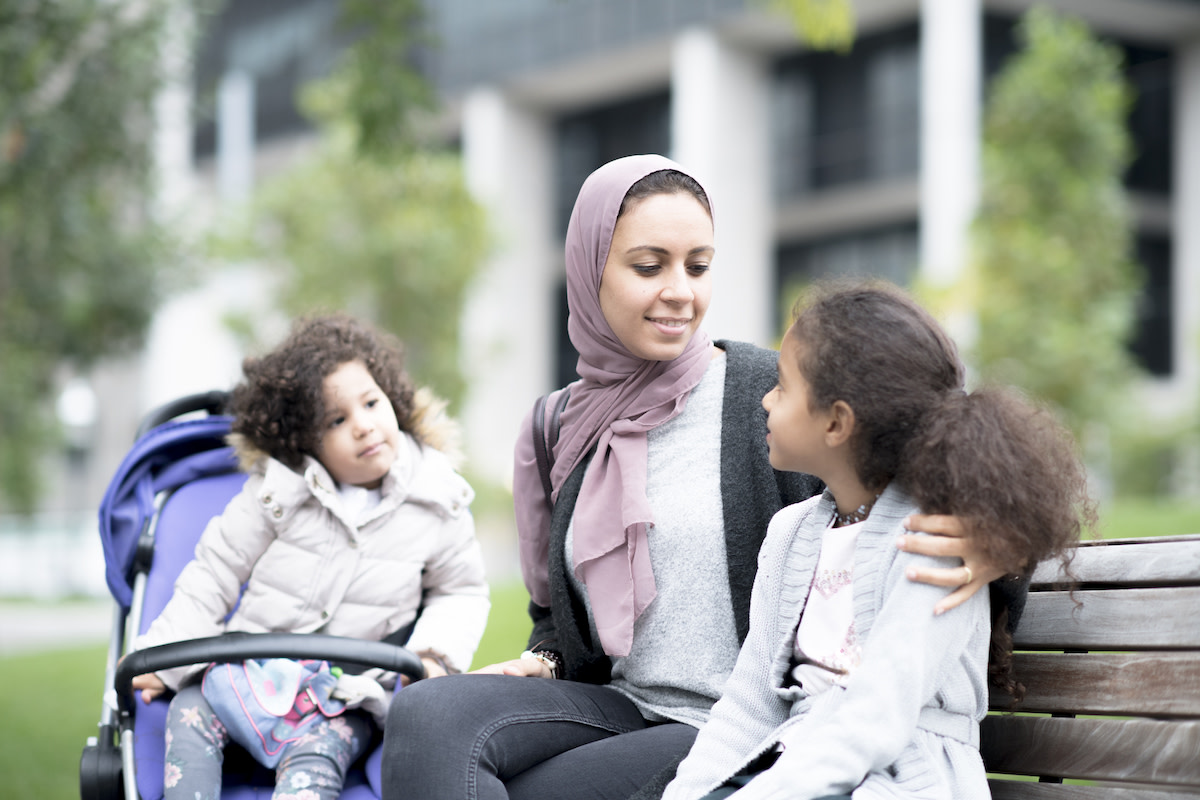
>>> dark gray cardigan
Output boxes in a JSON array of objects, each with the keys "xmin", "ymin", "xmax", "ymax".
[{"xmin": 525, "ymin": 340, "xmax": 823, "ymax": 684}]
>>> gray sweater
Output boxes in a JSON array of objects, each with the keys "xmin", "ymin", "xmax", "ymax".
[
  {"xmin": 662, "ymin": 485, "xmax": 992, "ymax": 800},
  {"xmin": 566, "ymin": 352, "xmax": 740, "ymax": 727}
]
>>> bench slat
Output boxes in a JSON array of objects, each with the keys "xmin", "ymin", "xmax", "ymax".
[
  {"xmin": 1013, "ymin": 587, "xmax": 1200, "ymax": 649},
  {"xmin": 981, "ymin": 715, "xmax": 1200, "ymax": 786},
  {"xmin": 987, "ymin": 652, "xmax": 1200, "ymax": 717},
  {"xmin": 987, "ymin": 781, "xmax": 1197, "ymax": 799},
  {"xmin": 1030, "ymin": 535, "xmax": 1200, "ymax": 587}
]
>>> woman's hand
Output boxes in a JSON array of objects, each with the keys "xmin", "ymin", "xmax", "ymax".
[
  {"xmin": 897, "ymin": 513, "xmax": 1007, "ymax": 615},
  {"xmin": 470, "ymin": 657, "xmax": 553, "ymax": 678},
  {"xmin": 131, "ymin": 672, "xmax": 166, "ymax": 705}
]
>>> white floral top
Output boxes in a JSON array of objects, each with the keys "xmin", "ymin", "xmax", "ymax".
[{"xmin": 792, "ymin": 519, "xmax": 864, "ymax": 692}]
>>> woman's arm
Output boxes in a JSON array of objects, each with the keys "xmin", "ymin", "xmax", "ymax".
[{"xmin": 514, "ymin": 402, "xmax": 554, "ymax": 607}]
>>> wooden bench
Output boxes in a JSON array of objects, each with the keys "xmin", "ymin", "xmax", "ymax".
[{"xmin": 981, "ymin": 534, "xmax": 1200, "ymax": 798}]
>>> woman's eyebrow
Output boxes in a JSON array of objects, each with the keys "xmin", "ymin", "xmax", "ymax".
[{"xmin": 624, "ymin": 244, "xmax": 715, "ymax": 256}]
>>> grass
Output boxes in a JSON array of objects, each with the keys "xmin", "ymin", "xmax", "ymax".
[
  {"xmin": 1096, "ymin": 496, "xmax": 1200, "ymax": 539},
  {"xmin": 8, "ymin": 497, "xmax": 1199, "ymax": 800},
  {"xmin": 1, "ymin": 584, "xmax": 531, "ymax": 800},
  {"xmin": 1, "ymin": 642, "xmax": 108, "ymax": 800},
  {"xmin": 471, "ymin": 578, "xmax": 533, "ymax": 669}
]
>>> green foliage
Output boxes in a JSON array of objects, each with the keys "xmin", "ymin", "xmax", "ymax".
[
  {"xmin": 0, "ymin": 0, "xmax": 197, "ymax": 512},
  {"xmin": 971, "ymin": 7, "xmax": 1140, "ymax": 437},
  {"xmin": 1108, "ymin": 411, "xmax": 1200, "ymax": 498},
  {"xmin": 213, "ymin": 0, "xmax": 488, "ymax": 409},
  {"xmin": 305, "ymin": 0, "xmax": 435, "ymax": 160},
  {"xmin": 230, "ymin": 138, "xmax": 487, "ymax": 407},
  {"xmin": 758, "ymin": 0, "xmax": 856, "ymax": 52}
]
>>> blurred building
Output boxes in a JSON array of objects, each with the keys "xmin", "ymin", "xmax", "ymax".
[
  {"xmin": 405, "ymin": 0, "xmax": 1199, "ymax": 486},
  {"xmin": 84, "ymin": 0, "xmax": 1200, "ymax": 504},
  {"xmin": 13, "ymin": 0, "xmax": 1196, "ymax": 599}
]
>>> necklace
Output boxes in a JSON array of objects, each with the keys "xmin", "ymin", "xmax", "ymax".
[{"xmin": 832, "ymin": 494, "xmax": 880, "ymax": 527}]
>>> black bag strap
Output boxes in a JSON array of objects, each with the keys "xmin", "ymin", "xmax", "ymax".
[{"xmin": 532, "ymin": 387, "xmax": 571, "ymax": 509}]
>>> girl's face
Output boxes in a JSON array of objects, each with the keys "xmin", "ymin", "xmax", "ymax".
[
  {"xmin": 316, "ymin": 360, "xmax": 401, "ymax": 489},
  {"xmin": 762, "ymin": 334, "xmax": 835, "ymax": 476},
  {"xmin": 598, "ymin": 191, "xmax": 714, "ymax": 362}
]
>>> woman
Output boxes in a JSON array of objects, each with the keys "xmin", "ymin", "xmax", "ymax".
[{"xmin": 379, "ymin": 155, "xmax": 1011, "ymax": 800}]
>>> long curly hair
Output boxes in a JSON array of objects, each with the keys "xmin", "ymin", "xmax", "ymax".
[
  {"xmin": 228, "ymin": 314, "xmax": 420, "ymax": 472},
  {"xmin": 787, "ymin": 280, "xmax": 1094, "ymax": 697}
]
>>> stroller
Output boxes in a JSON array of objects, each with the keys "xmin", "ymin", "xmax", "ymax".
[{"xmin": 79, "ymin": 392, "xmax": 424, "ymax": 800}]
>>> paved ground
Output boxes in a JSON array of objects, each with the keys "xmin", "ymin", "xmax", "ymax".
[
  {"xmin": 0, "ymin": 600, "xmax": 114, "ymax": 657},
  {"xmin": 0, "ymin": 599, "xmax": 114, "ymax": 657}
]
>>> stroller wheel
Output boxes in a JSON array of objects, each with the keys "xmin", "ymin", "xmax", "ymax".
[{"xmin": 80, "ymin": 732, "xmax": 123, "ymax": 800}]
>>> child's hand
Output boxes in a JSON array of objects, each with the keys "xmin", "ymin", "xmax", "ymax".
[
  {"xmin": 419, "ymin": 656, "xmax": 448, "ymax": 680},
  {"xmin": 131, "ymin": 672, "xmax": 167, "ymax": 705},
  {"xmin": 898, "ymin": 513, "xmax": 1008, "ymax": 615},
  {"xmin": 469, "ymin": 657, "xmax": 551, "ymax": 678}
]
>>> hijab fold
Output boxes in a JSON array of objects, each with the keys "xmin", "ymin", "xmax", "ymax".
[{"xmin": 517, "ymin": 154, "xmax": 714, "ymax": 657}]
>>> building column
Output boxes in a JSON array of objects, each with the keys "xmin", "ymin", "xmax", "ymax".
[
  {"xmin": 459, "ymin": 88, "xmax": 555, "ymax": 486},
  {"xmin": 1171, "ymin": 37, "xmax": 1200, "ymax": 410},
  {"xmin": 919, "ymin": 0, "xmax": 982, "ymax": 288},
  {"xmin": 153, "ymin": 0, "xmax": 194, "ymax": 222},
  {"xmin": 671, "ymin": 28, "xmax": 774, "ymax": 347},
  {"xmin": 216, "ymin": 70, "xmax": 255, "ymax": 205}
]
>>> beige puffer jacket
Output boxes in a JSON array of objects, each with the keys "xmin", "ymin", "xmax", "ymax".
[{"xmin": 135, "ymin": 393, "xmax": 489, "ymax": 692}]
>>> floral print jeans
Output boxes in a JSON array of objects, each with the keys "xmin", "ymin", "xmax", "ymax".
[{"xmin": 163, "ymin": 684, "xmax": 372, "ymax": 800}]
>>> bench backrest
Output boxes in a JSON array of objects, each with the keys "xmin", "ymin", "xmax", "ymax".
[{"xmin": 981, "ymin": 533, "xmax": 1200, "ymax": 798}]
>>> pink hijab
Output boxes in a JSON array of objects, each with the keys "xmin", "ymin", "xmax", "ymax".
[{"xmin": 515, "ymin": 154, "xmax": 715, "ymax": 657}]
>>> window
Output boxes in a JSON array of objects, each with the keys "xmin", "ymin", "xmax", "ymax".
[
  {"xmin": 555, "ymin": 92, "xmax": 672, "ymax": 236},
  {"xmin": 772, "ymin": 24, "xmax": 920, "ymax": 199},
  {"xmin": 1131, "ymin": 235, "xmax": 1173, "ymax": 377},
  {"xmin": 775, "ymin": 225, "xmax": 919, "ymax": 335}
]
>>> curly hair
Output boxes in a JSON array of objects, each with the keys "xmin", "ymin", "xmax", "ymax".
[
  {"xmin": 228, "ymin": 314, "xmax": 420, "ymax": 471},
  {"xmin": 787, "ymin": 280, "xmax": 1095, "ymax": 697}
]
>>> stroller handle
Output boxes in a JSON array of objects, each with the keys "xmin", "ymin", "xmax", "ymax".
[
  {"xmin": 115, "ymin": 632, "xmax": 426, "ymax": 710},
  {"xmin": 135, "ymin": 390, "xmax": 231, "ymax": 440}
]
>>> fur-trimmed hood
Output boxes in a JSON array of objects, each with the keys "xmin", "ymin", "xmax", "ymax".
[{"xmin": 229, "ymin": 385, "xmax": 465, "ymax": 475}]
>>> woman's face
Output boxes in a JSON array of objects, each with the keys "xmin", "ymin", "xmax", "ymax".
[{"xmin": 598, "ymin": 191, "xmax": 714, "ymax": 362}]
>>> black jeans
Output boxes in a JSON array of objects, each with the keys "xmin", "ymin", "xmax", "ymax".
[{"xmin": 381, "ymin": 673, "xmax": 698, "ymax": 800}]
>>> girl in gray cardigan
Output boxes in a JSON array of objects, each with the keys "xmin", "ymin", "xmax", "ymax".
[{"xmin": 664, "ymin": 282, "xmax": 1092, "ymax": 800}]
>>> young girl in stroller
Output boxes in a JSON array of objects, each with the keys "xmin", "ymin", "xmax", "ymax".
[{"xmin": 128, "ymin": 313, "xmax": 490, "ymax": 800}]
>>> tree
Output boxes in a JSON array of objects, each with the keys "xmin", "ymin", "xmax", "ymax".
[
  {"xmin": 231, "ymin": 136, "xmax": 487, "ymax": 408},
  {"xmin": 216, "ymin": 0, "xmax": 487, "ymax": 409},
  {"xmin": 970, "ymin": 7, "xmax": 1139, "ymax": 438},
  {"xmin": 0, "ymin": 0, "xmax": 198, "ymax": 512},
  {"xmin": 758, "ymin": 0, "xmax": 856, "ymax": 52}
]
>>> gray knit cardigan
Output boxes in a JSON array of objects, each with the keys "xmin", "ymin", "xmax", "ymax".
[{"xmin": 662, "ymin": 484, "xmax": 993, "ymax": 800}]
